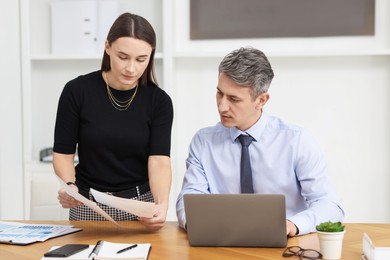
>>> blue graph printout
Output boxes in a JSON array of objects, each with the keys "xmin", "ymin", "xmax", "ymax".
[{"xmin": 0, "ymin": 221, "xmax": 77, "ymax": 244}]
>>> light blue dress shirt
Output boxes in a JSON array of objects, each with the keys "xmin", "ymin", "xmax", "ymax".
[{"xmin": 176, "ymin": 111, "xmax": 344, "ymax": 235}]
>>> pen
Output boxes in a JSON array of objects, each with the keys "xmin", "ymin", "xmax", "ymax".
[
  {"xmin": 88, "ymin": 240, "xmax": 103, "ymax": 258},
  {"xmin": 0, "ymin": 239, "xmax": 12, "ymax": 244},
  {"xmin": 117, "ymin": 244, "xmax": 138, "ymax": 254}
]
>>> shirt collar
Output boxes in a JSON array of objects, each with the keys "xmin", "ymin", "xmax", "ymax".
[{"xmin": 229, "ymin": 110, "xmax": 269, "ymax": 143}]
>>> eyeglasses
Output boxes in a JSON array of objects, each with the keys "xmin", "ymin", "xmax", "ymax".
[{"xmin": 282, "ymin": 246, "xmax": 323, "ymax": 259}]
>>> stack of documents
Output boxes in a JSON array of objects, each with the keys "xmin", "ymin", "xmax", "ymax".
[{"xmin": 0, "ymin": 221, "xmax": 81, "ymax": 245}]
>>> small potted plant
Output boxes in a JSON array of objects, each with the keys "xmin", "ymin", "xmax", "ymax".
[{"xmin": 316, "ymin": 221, "xmax": 345, "ymax": 259}]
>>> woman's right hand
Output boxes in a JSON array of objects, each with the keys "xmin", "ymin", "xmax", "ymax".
[{"xmin": 57, "ymin": 184, "xmax": 83, "ymax": 208}]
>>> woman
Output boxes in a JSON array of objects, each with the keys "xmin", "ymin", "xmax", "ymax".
[{"xmin": 53, "ymin": 13, "xmax": 173, "ymax": 230}]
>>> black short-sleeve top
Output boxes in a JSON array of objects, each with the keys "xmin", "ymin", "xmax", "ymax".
[{"xmin": 53, "ymin": 70, "xmax": 174, "ymax": 192}]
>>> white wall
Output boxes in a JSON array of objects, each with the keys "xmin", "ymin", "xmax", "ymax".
[{"xmin": 0, "ymin": 0, "xmax": 24, "ymax": 219}]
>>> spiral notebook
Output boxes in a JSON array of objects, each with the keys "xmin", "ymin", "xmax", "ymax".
[{"xmin": 41, "ymin": 241, "xmax": 151, "ymax": 260}]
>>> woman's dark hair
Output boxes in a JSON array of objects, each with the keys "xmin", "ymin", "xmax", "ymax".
[{"xmin": 101, "ymin": 12, "xmax": 157, "ymax": 86}]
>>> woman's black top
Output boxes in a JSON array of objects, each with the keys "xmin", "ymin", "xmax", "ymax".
[{"xmin": 53, "ymin": 70, "xmax": 174, "ymax": 192}]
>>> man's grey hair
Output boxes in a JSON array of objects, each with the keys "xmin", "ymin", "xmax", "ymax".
[{"xmin": 218, "ymin": 47, "xmax": 274, "ymax": 100}]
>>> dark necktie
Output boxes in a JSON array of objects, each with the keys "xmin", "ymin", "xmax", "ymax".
[{"xmin": 238, "ymin": 134, "xmax": 254, "ymax": 193}]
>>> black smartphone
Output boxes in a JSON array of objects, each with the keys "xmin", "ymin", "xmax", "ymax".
[{"xmin": 44, "ymin": 244, "xmax": 89, "ymax": 257}]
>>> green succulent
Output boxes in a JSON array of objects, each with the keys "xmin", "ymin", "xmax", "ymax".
[{"xmin": 316, "ymin": 221, "xmax": 345, "ymax": 232}]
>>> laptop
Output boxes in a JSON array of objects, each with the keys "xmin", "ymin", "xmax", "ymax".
[{"xmin": 183, "ymin": 194, "xmax": 287, "ymax": 247}]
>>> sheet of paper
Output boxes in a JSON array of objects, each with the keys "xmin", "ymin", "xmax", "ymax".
[
  {"xmin": 98, "ymin": 241, "xmax": 151, "ymax": 259},
  {"xmin": 91, "ymin": 189, "xmax": 156, "ymax": 218},
  {"xmin": 57, "ymin": 177, "xmax": 118, "ymax": 225}
]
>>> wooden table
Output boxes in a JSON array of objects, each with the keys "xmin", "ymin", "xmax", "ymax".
[{"xmin": 1, "ymin": 221, "xmax": 389, "ymax": 259}]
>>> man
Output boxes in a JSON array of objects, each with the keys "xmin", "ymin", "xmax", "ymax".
[{"xmin": 176, "ymin": 47, "xmax": 344, "ymax": 236}]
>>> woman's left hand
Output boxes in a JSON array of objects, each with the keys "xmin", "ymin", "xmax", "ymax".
[{"xmin": 138, "ymin": 204, "xmax": 167, "ymax": 230}]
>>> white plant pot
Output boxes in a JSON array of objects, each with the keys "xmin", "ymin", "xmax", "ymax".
[{"xmin": 317, "ymin": 230, "xmax": 345, "ymax": 259}]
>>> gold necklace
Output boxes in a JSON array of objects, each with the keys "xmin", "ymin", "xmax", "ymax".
[{"xmin": 104, "ymin": 72, "xmax": 138, "ymax": 111}]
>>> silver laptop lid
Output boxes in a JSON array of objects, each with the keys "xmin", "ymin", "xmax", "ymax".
[{"xmin": 184, "ymin": 194, "xmax": 287, "ymax": 247}]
